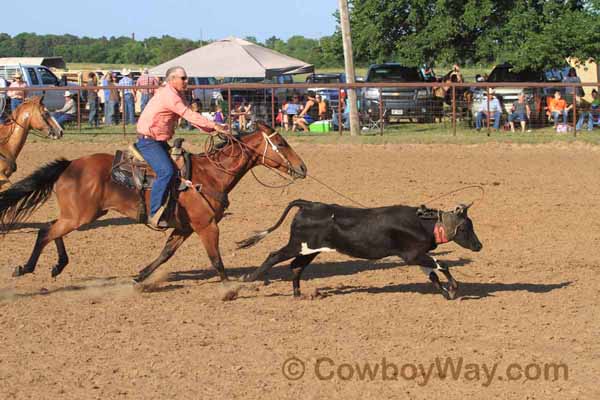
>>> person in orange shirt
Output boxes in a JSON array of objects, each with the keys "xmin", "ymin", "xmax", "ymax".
[
  {"xmin": 549, "ymin": 91, "xmax": 572, "ymax": 127},
  {"xmin": 136, "ymin": 66, "xmax": 229, "ymax": 227}
]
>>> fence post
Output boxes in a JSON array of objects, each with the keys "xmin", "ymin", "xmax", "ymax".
[
  {"xmin": 338, "ymin": 89, "xmax": 343, "ymax": 136},
  {"xmin": 452, "ymin": 84, "xmax": 456, "ymax": 136},
  {"xmin": 227, "ymin": 88, "xmax": 232, "ymax": 132},
  {"xmin": 77, "ymin": 87, "xmax": 81, "ymax": 133},
  {"xmin": 271, "ymin": 88, "xmax": 275, "ymax": 130},
  {"xmin": 486, "ymin": 86, "xmax": 491, "ymax": 136},
  {"xmin": 572, "ymin": 85, "xmax": 577, "ymax": 137},
  {"xmin": 379, "ymin": 90, "xmax": 384, "ymax": 136}
]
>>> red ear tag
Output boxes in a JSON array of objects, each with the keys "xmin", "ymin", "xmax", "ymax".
[{"xmin": 434, "ymin": 223, "xmax": 449, "ymax": 244}]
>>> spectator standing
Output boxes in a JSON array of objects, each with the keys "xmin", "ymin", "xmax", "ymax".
[
  {"xmin": 136, "ymin": 67, "xmax": 159, "ymax": 113},
  {"xmin": 119, "ymin": 68, "xmax": 136, "ymax": 125},
  {"xmin": 590, "ymin": 89, "xmax": 600, "ymax": 126},
  {"xmin": 575, "ymin": 95, "xmax": 594, "ymax": 132},
  {"xmin": 7, "ymin": 72, "xmax": 27, "ymax": 112},
  {"xmin": 87, "ymin": 72, "xmax": 99, "ymax": 128},
  {"xmin": 101, "ymin": 72, "xmax": 112, "ymax": 123},
  {"xmin": 508, "ymin": 93, "xmax": 531, "ymax": 132},
  {"xmin": 214, "ymin": 105, "xmax": 225, "ymax": 124},
  {"xmin": 549, "ymin": 91, "xmax": 572, "ymax": 127},
  {"xmin": 563, "ymin": 67, "xmax": 582, "ymax": 102},
  {"xmin": 105, "ymin": 75, "xmax": 120, "ymax": 125},
  {"xmin": 52, "ymin": 91, "xmax": 77, "ymax": 128},
  {"xmin": 284, "ymin": 96, "xmax": 301, "ymax": 131},
  {"xmin": 0, "ymin": 76, "xmax": 8, "ymax": 123},
  {"xmin": 475, "ymin": 91, "xmax": 502, "ymax": 131}
]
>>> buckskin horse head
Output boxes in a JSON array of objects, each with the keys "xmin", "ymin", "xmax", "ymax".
[
  {"xmin": 0, "ymin": 96, "xmax": 63, "ymax": 189},
  {"xmin": 0, "ymin": 121, "xmax": 304, "ymax": 300}
]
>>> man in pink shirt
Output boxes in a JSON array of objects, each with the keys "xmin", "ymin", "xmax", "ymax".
[{"xmin": 136, "ymin": 65, "xmax": 228, "ymax": 227}]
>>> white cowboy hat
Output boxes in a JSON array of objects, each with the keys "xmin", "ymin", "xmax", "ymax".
[
  {"xmin": 13, "ymin": 71, "xmax": 23, "ymax": 79},
  {"xmin": 64, "ymin": 90, "xmax": 72, "ymax": 97},
  {"xmin": 121, "ymin": 68, "xmax": 131, "ymax": 76}
]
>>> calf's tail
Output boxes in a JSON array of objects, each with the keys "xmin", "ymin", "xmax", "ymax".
[{"xmin": 236, "ymin": 199, "xmax": 309, "ymax": 249}]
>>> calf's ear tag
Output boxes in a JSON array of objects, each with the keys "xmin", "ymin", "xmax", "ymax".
[{"xmin": 434, "ymin": 222, "xmax": 449, "ymax": 244}]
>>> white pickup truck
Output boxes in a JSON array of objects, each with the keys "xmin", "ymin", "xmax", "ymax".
[{"xmin": 0, "ymin": 64, "xmax": 74, "ymax": 111}]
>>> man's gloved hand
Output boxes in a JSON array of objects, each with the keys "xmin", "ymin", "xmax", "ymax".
[{"xmin": 212, "ymin": 123, "xmax": 230, "ymax": 138}]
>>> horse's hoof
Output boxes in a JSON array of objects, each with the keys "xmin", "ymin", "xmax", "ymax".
[
  {"xmin": 446, "ymin": 285, "xmax": 458, "ymax": 300},
  {"xmin": 13, "ymin": 266, "xmax": 27, "ymax": 277}
]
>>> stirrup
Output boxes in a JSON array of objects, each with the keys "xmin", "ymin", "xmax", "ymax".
[{"xmin": 148, "ymin": 205, "xmax": 168, "ymax": 228}]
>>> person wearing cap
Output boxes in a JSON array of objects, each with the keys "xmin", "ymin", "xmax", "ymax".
[
  {"xmin": 118, "ymin": 68, "xmax": 136, "ymax": 125},
  {"xmin": 475, "ymin": 90, "xmax": 502, "ymax": 131},
  {"xmin": 51, "ymin": 91, "xmax": 77, "ymax": 128},
  {"xmin": 136, "ymin": 67, "xmax": 159, "ymax": 113},
  {"xmin": 136, "ymin": 66, "xmax": 229, "ymax": 228},
  {"xmin": 7, "ymin": 72, "xmax": 27, "ymax": 112}
]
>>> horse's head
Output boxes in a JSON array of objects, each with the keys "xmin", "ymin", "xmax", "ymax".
[
  {"xmin": 244, "ymin": 121, "xmax": 307, "ymax": 179},
  {"xmin": 18, "ymin": 97, "xmax": 64, "ymax": 139}
]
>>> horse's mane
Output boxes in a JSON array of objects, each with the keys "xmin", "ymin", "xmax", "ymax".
[{"xmin": 0, "ymin": 120, "xmax": 16, "ymax": 142}]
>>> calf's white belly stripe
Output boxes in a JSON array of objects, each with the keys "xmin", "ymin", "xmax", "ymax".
[{"xmin": 300, "ymin": 242, "xmax": 336, "ymax": 255}]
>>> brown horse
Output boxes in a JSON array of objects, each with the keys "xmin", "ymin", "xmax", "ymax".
[
  {"xmin": 0, "ymin": 122, "xmax": 306, "ymax": 289},
  {"xmin": 0, "ymin": 96, "xmax": 64, "ymax": 189}
]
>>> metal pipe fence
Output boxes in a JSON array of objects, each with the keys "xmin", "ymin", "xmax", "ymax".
[{"xmin": 1, "ymin": 81, "xmax": 599, "ymax": 137}]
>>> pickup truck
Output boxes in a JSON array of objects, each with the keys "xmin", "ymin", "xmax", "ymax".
[
  {"xmin": 0, "ymin": 64, "xmax": 75, "ymax": 111},
  {"xmin": 361, "ymin": 63, "xmax": 442, "ymax": 123}
]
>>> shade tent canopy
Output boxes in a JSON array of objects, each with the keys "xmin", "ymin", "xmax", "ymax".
[
  {"xmin": 149, "ymin": 37, "xmax": 313, "ymax": 79},
  {"xmin": 0, "ymin": 57, "xmax": 66, "ymax": 69}
]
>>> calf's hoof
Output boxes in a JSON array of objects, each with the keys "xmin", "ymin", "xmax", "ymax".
[{"xmin": 51, "ymin": 266, "xmax": 63, "ymax": 278}]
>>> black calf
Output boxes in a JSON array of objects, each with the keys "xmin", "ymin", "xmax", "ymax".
[{"xmin": 238, "ymin": 199, "xmax": 482, "ymax": 299}]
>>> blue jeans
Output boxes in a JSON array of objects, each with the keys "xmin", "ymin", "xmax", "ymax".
[
  {"xmin": 476, "ymin": 111, "xmax": 501, "ymax": 130},
  {"xmin": 332, "ymin": 111, "xmax": 350, "ymax": 129},
  {"xmin": 11, "ymin": 98, "xmax": 23, "ymax": 112},
  {"xmin": 105, "ymin": 100, "xmax": 116, "ymax": 125},
  {"xmin": 135, "ymin": 138, "xmax": 175, "ymax": 216},
  {"xmin": 576, "ymin": 111, "xmax": 593, "ymax": 131},
  {"xmin": 140, "ymin": 93, "xmax": 152, "ymax": 113},
  {"xmin": 552, "ymin": 110, "xmax": 568, "ymax": 125},
  {"xmin": 123, "ymin": 93, "xmax": 136, "ymax": 124},
  {"xmin": 52, "ymin": 112, "xmax": 75, "ymax": 128},
  {"xmin": 88, "ymin": 97, "xmax": 98, "ymax": 127}
]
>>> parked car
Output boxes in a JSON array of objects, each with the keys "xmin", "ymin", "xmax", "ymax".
[
  {"xmin": 470, "ymin": 63, "xmax": 570, "ymax": 126},
  {"xmin": 361, "ymin": 63, "xmax": 442, "ymax": 123},
  {"xmin": 0, "ymin": 64, "xmax": 77, "ymax": 111},
  {"xmin": 188, "ymin": 77, "xmax": 221, "ymax": 110},
  {"xmin": 305, "ymin": 73, "xmax": 346, "ymax": 110}
]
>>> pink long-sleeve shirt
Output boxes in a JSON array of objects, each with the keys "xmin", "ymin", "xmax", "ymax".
[{"xmin": 136, "ymin": 83, "xmax": 215, "ymax": 141}]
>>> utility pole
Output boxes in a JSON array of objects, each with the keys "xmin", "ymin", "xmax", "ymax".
[{"xmin": 338, "ymin": 0, "xmax": 360, "ymax": 136}]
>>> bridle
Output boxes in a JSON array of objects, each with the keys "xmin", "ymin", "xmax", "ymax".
[
  {"xmin": 260, "ymin": 131, "xmax": 294, "ymax": 176},
  {"xmin": 0, "ymin": 103, "xmax": 60, "ymax": 144}
]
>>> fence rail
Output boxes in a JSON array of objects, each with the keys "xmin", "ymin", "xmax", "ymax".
[{"xmin": 1, "ymin": 81, "xmax": 599, "ymax": 137}]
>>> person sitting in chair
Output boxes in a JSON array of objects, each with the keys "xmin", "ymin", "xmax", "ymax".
[
  {"xmin": 508, "ymin": 93, "xmax": 531, "ymax": 133},
  {"xmin": 52, "ymin": 91, "xmax": 78, "ymax": 128},
  {"xmin": 135, "ymin": 66, "xmax": 229, "ymax": 228},
  {"xmin": 294, "ymin": 91, "xmax": 319, "ymax": 132},
  {"xmin": 549, "ymin": 91, "xmax": 572, "ymax": 128},
  {"xmin": 475, "ymin": 91, "xmax": 502, "ymax": 131}
]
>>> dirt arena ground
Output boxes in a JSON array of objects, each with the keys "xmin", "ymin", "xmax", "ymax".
[{"xmin": 0, "ymin": 139, "xmax": 598, "ymax": 399}]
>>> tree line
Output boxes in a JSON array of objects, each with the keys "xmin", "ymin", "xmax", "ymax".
[{"xmin": 1, "ymin": 1, "xmax": 599, "ymax": 71}]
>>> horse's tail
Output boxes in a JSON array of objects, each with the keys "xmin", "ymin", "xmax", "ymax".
[
  {"xmin": 0, "ymin": 158, "xmax": 71, "ymax": 233},
  {"xmin": 236, "ymin": 199, "xmax": 310, "ymax": 249}
]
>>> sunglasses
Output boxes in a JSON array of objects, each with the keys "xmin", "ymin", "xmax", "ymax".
[{"xmin": 177, "ymin": 76, "xmax": 188, "ymax": 81}]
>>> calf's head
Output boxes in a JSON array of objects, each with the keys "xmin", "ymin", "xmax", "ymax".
[{"xmin": 442, "ymin": 204, "xmax": 483, "ymax": 252}]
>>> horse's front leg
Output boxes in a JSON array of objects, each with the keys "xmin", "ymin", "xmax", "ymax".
[{"xmin": 194, "ymin": 221, "xmax": 228, "ymax": 281}]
